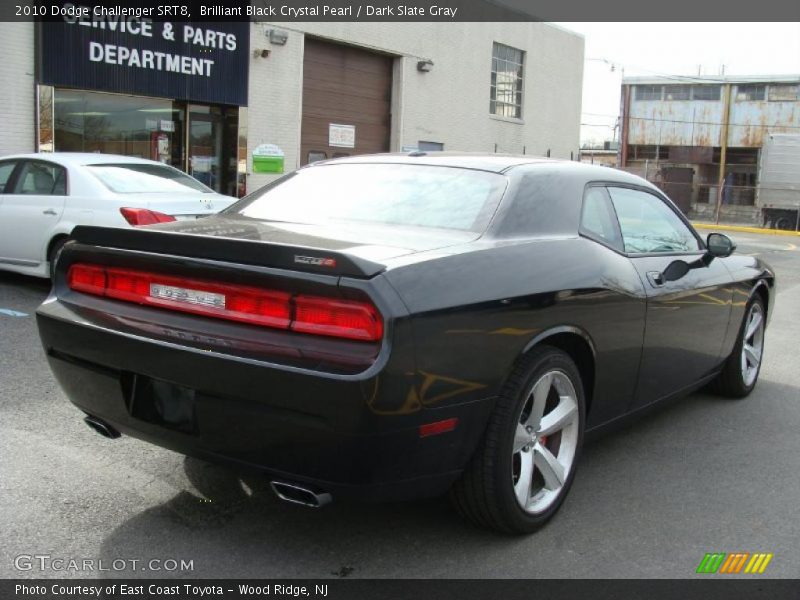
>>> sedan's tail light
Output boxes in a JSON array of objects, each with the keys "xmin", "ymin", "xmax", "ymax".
[
  {"xmin": 120, "ymin": 207, "xmax": 177, "ymax": 226},
  {"xmin": 67, "ymin": 263, "xmax": 383, "ymax": 342}
]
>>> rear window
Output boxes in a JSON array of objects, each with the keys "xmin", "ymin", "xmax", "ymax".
[
  {"xmin": 88, "ymin": 164, "xmax": 212, "ymax": 194},
  {"xmin": 234, "ymin": 164, "xmax": 507, "ymax": 232}
]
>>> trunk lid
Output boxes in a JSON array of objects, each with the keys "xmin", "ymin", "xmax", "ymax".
[{"xmin": 133, "ymin": 192, "xmax": 237, "ymax": 217}]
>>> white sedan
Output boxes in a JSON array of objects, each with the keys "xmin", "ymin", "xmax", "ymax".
[{"xmin": 0, "ymin": 153, "xmax": 237, "ymax": 278}]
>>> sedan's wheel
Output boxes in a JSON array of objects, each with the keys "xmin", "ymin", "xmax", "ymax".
[
  {"xmin": 48, "ymin": 236, "xmax": 69, "ymax": 280},
  {"xmin": 450, "ymin": 346, "xmax": 585, "ymax": 534},
  {"xmin": 710, "ymin": 295, "xmax": 766, "ymax": 398}
]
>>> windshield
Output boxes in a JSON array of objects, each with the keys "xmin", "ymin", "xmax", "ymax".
[
  {"xmin": 88, "ymin": 164, "xmax": 213, "ymax": 194},
  {"xmin": 234, "ymin": 164, "xmax": 507, "ymax": 232}
]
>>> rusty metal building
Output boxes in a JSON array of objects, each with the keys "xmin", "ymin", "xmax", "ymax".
[{"xmin": 618, "ymin": 75, "xmax": 800, "ymax": 223}]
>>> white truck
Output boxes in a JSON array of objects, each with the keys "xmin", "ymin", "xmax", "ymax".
[{"xmin": 758, "ymin": 134, "xmax": 800, "ymax": 230}]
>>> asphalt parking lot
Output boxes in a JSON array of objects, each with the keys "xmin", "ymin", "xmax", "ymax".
[{"xmin": 1, "ymin": 229, "xmax": 798, "ymax": 579}]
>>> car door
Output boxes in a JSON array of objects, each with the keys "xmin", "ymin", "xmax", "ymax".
[
  {"xmin": 606, "ymin": 185, "xmax": 734, "ymax": 409},
  {"xmin": 0, "ymin": 159, "xmax": 24, "ymax": 263},
  {"xmin": 0, "ymin": 160, "xmax": 68, "ymax": 267}
]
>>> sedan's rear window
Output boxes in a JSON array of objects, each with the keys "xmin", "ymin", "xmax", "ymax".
[
  {"xmin": 88, "ymin": 164, "xmax": 212, "ymax": 194},
  {"xmin": 235, "ymin": 164, "xmax": 507, "ymax": 232}
]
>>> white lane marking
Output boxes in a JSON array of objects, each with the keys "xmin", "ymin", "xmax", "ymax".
[{"xmin": 0, "ymin": 308, "xmax": 29, "ymax": 317}]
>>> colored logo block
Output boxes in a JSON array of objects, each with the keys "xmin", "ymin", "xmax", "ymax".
[{"xmin": 696, "ymin": 552, "xmax": 773, "ymax": 574}]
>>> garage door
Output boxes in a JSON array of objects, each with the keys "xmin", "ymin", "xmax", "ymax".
[{"xmin": 301, "ymin": 38, "xmax": 393, "ymax": 165}]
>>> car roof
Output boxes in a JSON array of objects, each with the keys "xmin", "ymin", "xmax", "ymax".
[
  {"xmin": 314, "ymin": 152, "xmax": 551, "ymax": 173},
  {"xmin": 312, "ymin": 152, "xmax": 653, "ymax": 186},
  {"xmin": 0, "ymin": 152, "xmax": 171, "ymax": 168}
]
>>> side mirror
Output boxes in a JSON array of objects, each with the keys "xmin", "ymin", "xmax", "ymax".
[{"xmin": 706, "ymin": 233, "xmax": 736, "ymax": 258}]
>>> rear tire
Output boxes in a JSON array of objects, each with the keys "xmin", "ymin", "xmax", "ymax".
[
  {"xmin": 48, "ymin": 236, "xmax": 69, "ymax": 280},
  {"xmin": 450, "ymin": 346, "xmax": 585, "ymax": 534},
  {"xmin": 710, "ymin": 295, "xmax": 766, "ymax": 398}
]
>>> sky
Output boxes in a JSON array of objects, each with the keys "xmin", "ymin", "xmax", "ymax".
[{"xmin": 554, "ymin": 23, "xmax": 800, "ymax": 146}]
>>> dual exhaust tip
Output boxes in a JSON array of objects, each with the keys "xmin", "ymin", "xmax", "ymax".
[
  {"xmin": 83, "ymin": 415, "xmax": 121, "ymax": 439},
  {"xmin": 83, "ymin": 415, "xmax": 331, "ymax": 508},
  {"xmin": 270, "ymin": 481, "xmax": 332, "ymax": 508}
]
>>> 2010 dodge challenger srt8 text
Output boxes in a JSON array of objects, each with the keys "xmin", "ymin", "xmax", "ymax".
[{"xmin": 36, "ymin": 154, "xmax": 774, "ymax": 533}]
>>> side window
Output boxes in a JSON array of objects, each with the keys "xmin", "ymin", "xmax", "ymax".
[
  {"xmin": 0, "ymin": 161, "xmax": 18, "ymax": 193},
  {"xmin": 608, "ymin": 187, "xmax": 700, "ymax": 254},
  {"xmin": 12, "ymin": 162, "xmax": 67, "ymax": 196},
  {"xmin": 580, "ymin": 186, "xmax": 623, "ymax": 251}
]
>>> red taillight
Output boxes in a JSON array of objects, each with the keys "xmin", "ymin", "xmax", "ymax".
[
  {"xmin": 66, "ymin": 263, "xmax": 383, "ymax": 342},
  {"xmin": 67, "ymin": 263, "xmax": 106, "ymax": 295},
  {"xmin": 293, "ymin": 295, "xmax": 383, "ymax": 341},
  {"xmin": 120, "ymin": 207, "xmax": 177, "ymax": 226}
]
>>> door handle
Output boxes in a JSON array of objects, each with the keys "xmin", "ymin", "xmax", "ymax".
[
  {"xmin": 646, "ymin": 271, "xmax": 665, "ymax": 288},
  {"xmin": 42, "ymin": 209, "xmax": 57, "ymax": 216}
]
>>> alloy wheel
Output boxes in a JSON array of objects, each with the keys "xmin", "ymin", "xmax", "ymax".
[
  {"xmin": 741, "ymin": 302, "xmax": 765, "ymax": 387},
  {"xmin": 512, "ymin": 370, "xmax": 580, "ymax": 514}
]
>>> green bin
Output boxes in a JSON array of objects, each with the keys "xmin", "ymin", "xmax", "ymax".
[{"xmin": 252, "ymin": 144, "xmax": 285, "ymax": 174}]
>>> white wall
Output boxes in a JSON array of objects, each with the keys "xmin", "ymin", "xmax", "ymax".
[
  {"xmin": 0, "ymin": 22, "xmax": 36, "ymax": 155},
  {"xmin": 246, "ymin": 22, "xmax": 584, "ymax": 189}
]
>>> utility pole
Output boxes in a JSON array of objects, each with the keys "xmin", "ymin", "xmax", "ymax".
[
  {"xmin": 714, "ymin": 83, "xmax": 732, "ymax": 224},
  {"xmin": 620, "ymin": 84, "xmax": 631, "ymax": 167}
]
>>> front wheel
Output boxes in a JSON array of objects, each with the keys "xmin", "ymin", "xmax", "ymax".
[
  {"xmin": 710, "ymin": 295, "xmax": 766, "ymax": 398},
  {"xmin": 450, "ymin": 346, "xmax": 585, "ymax": 534}
]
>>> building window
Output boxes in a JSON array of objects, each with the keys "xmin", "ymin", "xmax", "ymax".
[
  {"xmin": 627, "ymin": 145, "xmax": 669, "ymax": 160},
  {"xmin": 490, "ymin": 42, "xmax": 524, "ymax": 119},
  {"xmin": 664, "ymin": 85, "xmax": 691, "ymax": 101},
  {"xmin": 768, "ymin": 84, "xmax": 798, "ymax": 101},
  {"xmin": 51, "ymin": 89, "xmax": 241, "ymax": 197},
  {"xmin": 53, "ymin": 89, "xmax": 186, "ymax": 167},
  {"xmin": 635, "ymin": 85, "xmax": 663, "ymax": 101},
  {"xmin": 736, "ymin": 85, "xmax": 766, "ymax": 101},
  {"xmin": 691, "ymin": 85, "xmax": 721, "ymax": 101}
]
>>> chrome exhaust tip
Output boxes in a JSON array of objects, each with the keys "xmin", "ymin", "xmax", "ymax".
[
  {"xmin": 270, "ymin": 481, "xmax": 332, "ymax": 508},
  {"xmin": 83, "ymin": 415, "xmax": 121, "ymax": 439}
]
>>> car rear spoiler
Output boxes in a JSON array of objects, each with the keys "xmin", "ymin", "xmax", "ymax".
[{"xmin": 69, "ymin": 226, "xmax": 387, "ymax": 278}]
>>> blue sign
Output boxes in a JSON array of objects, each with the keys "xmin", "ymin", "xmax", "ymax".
[{"xmin": 38, "ymin": 3, "xmax": 249, "ymax": 106}]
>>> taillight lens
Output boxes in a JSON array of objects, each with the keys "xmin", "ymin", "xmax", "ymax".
[
  {"xmin": 66, "ymin": 263, "xmax": 383, "ymax": 342},
  {"xmin": 293, "ymin": 295, "xmax": 383, "ymax": 342},
  {"xmin": 120, "ymin": 207, "xmax": 177, "ymax": 226},
  {"xmin": 67, "ymin": 263, "xmax": 106, "ymax": 295}
]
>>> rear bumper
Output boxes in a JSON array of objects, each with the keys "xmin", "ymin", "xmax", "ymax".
[{"xmin": 36, "ymin": 301, "xmax": 494, "ymax": 502}]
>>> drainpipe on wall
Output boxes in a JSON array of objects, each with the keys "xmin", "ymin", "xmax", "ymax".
[
  {"xmin": 34, "ymin": 83, "xmax": 40, "ymax": 153},
  {"xmin": 714, "ymin": 83, "xmax": 732, "ymax": 224}
]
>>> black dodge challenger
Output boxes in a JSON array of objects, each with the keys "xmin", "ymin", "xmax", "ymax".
[{"xmin": 37, "ymin": 154, "xmax": 774, "ymax": 533}]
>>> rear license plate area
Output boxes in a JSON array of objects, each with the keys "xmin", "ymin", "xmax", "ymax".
[{"xmin": 124, "ymin": 374, "xmax": 197, "ymax": 434}]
